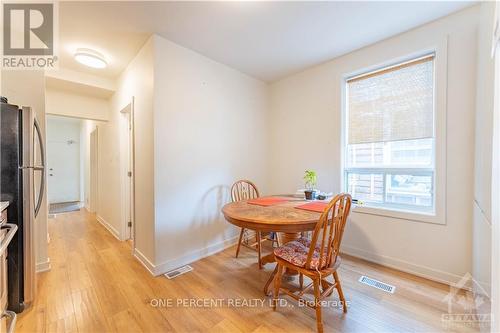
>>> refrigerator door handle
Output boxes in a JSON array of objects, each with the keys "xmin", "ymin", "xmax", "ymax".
[
  {"xmin": 21, "ymin": 106, "xmax": 38, "ymax": 307},
  {"xmin": 33, "ymin": 117, "xmax": 45, "ymax": 218},
  {"xmin": 1, "ymin": 310, "xmax": 17, "ymax": 333},
  {"xmin": 0, "ymin": 224, "xmax": 17, "ymax": 258}
]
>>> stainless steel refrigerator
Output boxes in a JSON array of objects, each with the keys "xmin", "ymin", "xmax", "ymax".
[{"xmin": 0, "ymin": 97, "xmax": 45, "ymax": 313}]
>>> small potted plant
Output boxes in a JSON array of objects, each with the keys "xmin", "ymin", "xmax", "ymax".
[{"xmin": 303, "ymin": 170, "xmax": 317, "ymax": 200}]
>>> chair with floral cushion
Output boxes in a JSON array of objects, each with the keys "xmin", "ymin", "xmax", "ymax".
[{"xmin": 271, "ymin": 193, "xmax": 352, "ymax": 333}]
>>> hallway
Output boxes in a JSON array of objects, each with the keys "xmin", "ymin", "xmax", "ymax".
[{"xmin": 15, "ymin": 210, "xmax": 478, "ymax": 333}]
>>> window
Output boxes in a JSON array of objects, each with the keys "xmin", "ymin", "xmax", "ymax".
[{"xmin": 344, "ymin": 54, "xmax": 435, "ymax": 215}]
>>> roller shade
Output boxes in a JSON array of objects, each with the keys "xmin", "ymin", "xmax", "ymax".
[{"xmin": 347, "ymin": 54, "xmax": 435, "ymax": 145}]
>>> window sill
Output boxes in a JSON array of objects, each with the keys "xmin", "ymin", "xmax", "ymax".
[{"xmin": 351, "ymin": 204, "xmax": 444, "ymax": 225}]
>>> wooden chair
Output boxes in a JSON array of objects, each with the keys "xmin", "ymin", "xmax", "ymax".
[
  {"xmin": 271, "ymin": 193, "xmax": 352, "ymax": 333},
  {"xmin": 231, "ymin": 180, "xmax": 267, "ymax": 269}
]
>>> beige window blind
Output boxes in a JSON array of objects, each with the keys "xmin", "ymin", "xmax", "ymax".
[{"xmin": 347, "ymin": 54, "xmax": 435, "ymax": 145}]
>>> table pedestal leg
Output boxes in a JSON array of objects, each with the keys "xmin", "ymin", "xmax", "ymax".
[{"xmin": 260, "ymin": 231, "xmax": 302, "ymax": 267}]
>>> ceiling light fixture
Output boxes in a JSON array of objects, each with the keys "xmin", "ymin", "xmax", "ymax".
[{"xmin": 74, "ymin": 48, "xmax": 107, "ymax": 69}]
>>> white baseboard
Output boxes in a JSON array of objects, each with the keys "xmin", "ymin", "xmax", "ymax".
[
  {"xmin": 342, "ymin": 245, "xmax": 468, "ymax": 288},
  {"xmin": 134, "ymin": 235, "xmax": 239, "ymax": 277},
  {"xmin": 36, "ymin": 258, "xmax": 51, "ymax": 273},
  {"xmin": 84, "ymin": 206, "xmax": 96, "ymax": 214},
  {"xmin": 154, "ymin": 235, "xmax": 239, "ymax": 276},
  {"xmin": 96, "ymin": 215, "xmax": 122, "ymax": 241},
  {"xmin": 133, "ymin": 248, "xmax": 156, "ymax": 276}
]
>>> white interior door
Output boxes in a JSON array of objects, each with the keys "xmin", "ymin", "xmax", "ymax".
[
  {"xmin": 47, "ymin": 116, "xmax": 81, "ymax": 204},
  {"xmin": 47, "ymin": 141, "xmax": 80, "ymax": 203},
  {"xmin": 47, "ymin": 124, "xmax": 80, "ymax": 208}
]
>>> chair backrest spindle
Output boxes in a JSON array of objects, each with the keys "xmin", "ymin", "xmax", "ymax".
[
  {"xmin": 231, "ymin": 180, "xmax": 260, "ymax": 202},
  {"xmin": 305, "ymin": 194, "xmax": 352, "ymax": 270}
]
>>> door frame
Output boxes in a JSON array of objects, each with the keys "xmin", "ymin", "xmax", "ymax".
[
  {"xmin": 119, "ymin": 98, "xmax": 136, "ymax": 243},
  {"xmin": 491, "ymin": 23, "xmax": 500, "ymax": 333},
  {"xmin": 89, "ymin": 128, "xmax": 98, "ymax": 213}
]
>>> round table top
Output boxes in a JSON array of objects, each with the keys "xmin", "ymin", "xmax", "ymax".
[{"xmin": 221, "ymin": 196, "xmax": 322, "ymax": 233}]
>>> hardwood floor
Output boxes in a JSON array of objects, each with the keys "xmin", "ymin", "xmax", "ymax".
[{"xmin": 15, "ymin": 210, "xmax": 480, "ymax": 333}]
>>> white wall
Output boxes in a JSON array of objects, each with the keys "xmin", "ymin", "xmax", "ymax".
[
  {"xmin": 45, "ymin": 68, "xmax": 116, "ymax": 93},
  {"xmin": 152, "ymin": 35, "xmax": 269, "ymax": 273},
  {"xmin": 77, "ymin": 34, "xmax": 269, "ymax": 275},
  {"xmin": 96, "ymin": 37, "xmax": 156, "ymax": 259},
  {"xmin": 1, "ymin": 70, "xmax": 50, "ymax": 272},
  {"xmin": 472, "ymin": 1, "xmax": 495, "ymax": 300},
  {"xmin": 268, "ymin": 7, "xmax": 479, "ymax": 285},
  {"xmin": 491, "ymin": 2, "xmax": 500, "ymax": 328},
  {"xmin": 45, "ymin": 87, "xmax": 109, "ymax": 121}
]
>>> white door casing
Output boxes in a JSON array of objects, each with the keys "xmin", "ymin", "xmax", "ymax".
[
  {"xmin": 120, "ymin": 100, "xmax": 135, "ymax": 242},
  {"xmin": 89, "ymin": 129, "xmax": 98, "ymax": 213},
  {"xmin": 490, "ymin": 3, "xmax": 499, "ymax": 332}
]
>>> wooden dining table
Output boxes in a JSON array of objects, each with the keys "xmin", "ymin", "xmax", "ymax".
[{"xmin": 221, "ymin": 195, "xmax": 323, "ymax": 294}]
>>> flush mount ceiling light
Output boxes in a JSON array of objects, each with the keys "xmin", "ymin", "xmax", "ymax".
[{"xmin": 74, "ymin": 48, "xmax": 107, "ymax": 69}]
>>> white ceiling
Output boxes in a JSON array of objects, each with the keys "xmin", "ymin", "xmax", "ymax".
[{"xmin": 59, "ymin": 1, "xmax": 475, "ymax": 82}]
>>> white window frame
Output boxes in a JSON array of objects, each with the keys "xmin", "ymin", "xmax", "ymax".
[{"xmin": 340, "ymin": 42, "xmax": 447, "ymax": 225}]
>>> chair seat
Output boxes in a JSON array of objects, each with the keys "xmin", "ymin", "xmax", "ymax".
[{"xmin": 274, "ymin": 237, "xmax": 327, "ymax": 269}]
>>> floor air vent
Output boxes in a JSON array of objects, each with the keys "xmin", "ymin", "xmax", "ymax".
[
  {"xmin": 165, "ymin": 265, "xmax": 193, "ymax": 279},
  {"xmin": 358, "ymin": 275, "xmax": 395, "ymax": 293}
]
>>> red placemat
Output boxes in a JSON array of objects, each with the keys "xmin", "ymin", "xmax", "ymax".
[
  {"xmin": 247, "ymin": 197, "xmax": 289, "ymax": 206},
  {"xmin": 295, "ymin": 201, "xmax": 328, "ymax": 213}
]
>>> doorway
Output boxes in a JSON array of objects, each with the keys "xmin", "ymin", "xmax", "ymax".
[
  {"xmin": 46, "ymin": 115, "xmax": 82, "ymax": 214},
  {"xmin": 120, "ymin": 101, "xmax": 135, "ymax": 242},
  {"xmin": 46, "ymin": 115, "xmax": 102, "ymax": 216}
]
